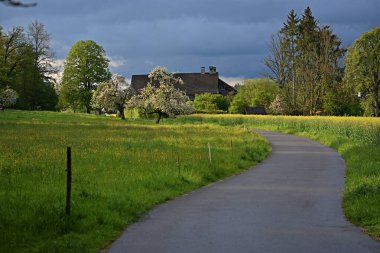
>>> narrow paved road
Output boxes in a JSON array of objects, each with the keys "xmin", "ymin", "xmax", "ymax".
[{"xmin": 108, "ymin": 131, "xmax": 380, "ymax": 253}]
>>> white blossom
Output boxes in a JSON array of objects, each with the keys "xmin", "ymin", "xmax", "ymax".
[
  {"xmin": 131, "ymin": 67, "xmax": 194, "ymax": 123},
  {"xmin": 91, "ymin": 74, "xmax": 135, "ymax": 119},
  {"xmin": 0, "ymin": 87, "xmax": 18, "ymax": 108}
]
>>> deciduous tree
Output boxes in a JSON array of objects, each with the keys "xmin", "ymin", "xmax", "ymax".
[
  {"xmin": 229, "ymin": 78, "xmax": 279, "ymax": 114},
  {"xmin": 92, "ymin": 74, "xmax": 135, "ymax": 119},
  {"xmin": 27, "ymin": 20, "xmax": 55, "ymax": 78},
  {"xmin": 131, "ymin": 67, "xmax": 193, "ymax": 123},
  {"xmin": 264, "ymin": 32, "xmax": 288, "ymax": 88},
  {"xmin": 0, "ymin": 22, "xmax": 58, "ymax": 110},
  {"xmin": 0, "ymin": 86, "xmax": 18, "ymax": 109},
  {"xmin": 269, "ymin": 94, "xmax": 286, "ymax": 115},
  {"xmin": 344, "ymin": 27, "xmax": 380, "ymax": 116},
  {"xmin": 60, "ymin": 40, "xmax": 111, "ymax": 113}
]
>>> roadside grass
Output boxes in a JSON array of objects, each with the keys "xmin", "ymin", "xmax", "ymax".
[
  {"xmin": 177, "ymin": 114, "xmax": 380, "ymax": 239},
  {"xmin": 0, "ymin": 110, "xmax": 270, "ymax": 253}
]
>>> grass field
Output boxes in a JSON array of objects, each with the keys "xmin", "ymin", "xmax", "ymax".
[
  {"xmin": 0, "ymin": 110, "xmax": 270, "ymax": 253},
  {"xmin": 178, "ymin": 114, "xmax": 380, "ymax": 239}
]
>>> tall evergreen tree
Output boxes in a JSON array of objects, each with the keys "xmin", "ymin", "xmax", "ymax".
[
  {"xmin": 296, "ymin": 7, "xmax": 320, "ymax": 114},
  {"xmin": 265, "ymin": 7, "xmax": 345, "ymax": 115},
  {"xmin": 280, "ymin": 9, "xmax": 299, "ymax": 111}
]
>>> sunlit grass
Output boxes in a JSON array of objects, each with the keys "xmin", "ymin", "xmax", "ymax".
[
  {"xmin": 0, "ymin": 110, "xmax": 270, "ymax": 253},
  {"xmin": 177, "ymin": 114, "xmax": 380, "ymax": 239}
]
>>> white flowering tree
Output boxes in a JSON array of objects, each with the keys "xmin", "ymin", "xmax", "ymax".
[
  {"xmin": 0, "ymin": 87, "xmax": 18, "ymax": 110},
  {"xmin": 269, "ymin": 94, "xmax": 286, "ymax": 115},
  {"xmin": 131, "ymin": 67, "xmax": 194, "ymax": 124},
  {"xmin": 91, "ymin": 74, "xmax": 135, "ymax": 120}
]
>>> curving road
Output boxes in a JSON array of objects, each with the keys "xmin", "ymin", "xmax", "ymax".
[{"xmin": 108, "ymin": 130, "xmax": 380, "ymax": 253}]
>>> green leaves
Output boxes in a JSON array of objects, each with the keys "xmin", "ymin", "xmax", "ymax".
[
  {"xmin": 229, "ymin": 78, "xmax": 279, "ymax": 114},
  {"xmin": 193, "ymin": 93, "xmax": 229, "ymax": 112},
  {"xmin": 266, "ymin": 7, "xmax": 346, "ymax": 115},
  {"xmin": 345, "ymin": 27, "xmax": 380, "ymax": 116},
  {"xmin": 0, "ymin": 22, "xmax": 57, "ymax": 110},
  {"xmin": 60, "ymin": 40, "xmax": 111, "ymax": 113}
]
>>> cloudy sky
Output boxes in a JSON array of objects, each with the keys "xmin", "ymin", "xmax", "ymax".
[{"xmin": 1, "ymin": 0, "xmax": 379, "ymax": 84}]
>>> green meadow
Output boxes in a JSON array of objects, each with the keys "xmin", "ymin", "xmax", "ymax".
[
  {"xmin": 178, "ymin": 114, "xmax": 380, "ymax": 239},
  {"xmin": 0, "ymin": 110, "xmax": 270, "ymax": 253}
]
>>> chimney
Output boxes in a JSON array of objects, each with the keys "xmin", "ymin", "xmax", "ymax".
[
  {"xmin": 201, "ymin": 66, "xmax": 205, "ymax": 74},
  {"xmin": 209, "ymin": 66, "xmax": 217, "ymax": 74}
]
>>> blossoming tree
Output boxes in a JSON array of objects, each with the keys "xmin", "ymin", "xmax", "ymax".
[
  {"xmin": 0, "ymin": 87, "xmax": 18, "ymax": 110},
  {"xmin": 91, "ymin": 74, "xmax": 135, "ymax": 120},
  {"xmin": 131, "ymin": 67, "xmax": 193, "ymax": 123}
]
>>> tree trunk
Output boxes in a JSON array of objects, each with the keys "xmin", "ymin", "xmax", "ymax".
[
  {"xmin": 119, "ymin": 108, "xmax": 125, "ymax": 120},
  {"xmin": 291, "ymin": 40, "xmax": 296, "ymax": 112},
  {"xmin": 155, "ymin": 112, "xmax": 162, "ymax": 124},
  {"xmin": 374, "ymin": 80, "xmax": 379, "ymax": 117},
  {"xmin": 86, "ymin": 106, "xmax": 91, "ymax": 114}
]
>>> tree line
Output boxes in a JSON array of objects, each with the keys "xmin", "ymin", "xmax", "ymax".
[
  {"xmin": 58, "ymin": 40, "xmax": 192, "ymax": 123},
  {"xmin": 0, "ymin": 21, "xmax": 58, "ymax": 110},
  {"xmin": 1, "ymin": 8, "xmax": 379, "ymax": 118},
  {"xmin": 265, "ymin": 7, "xmax": 379, "ymax": 116}
]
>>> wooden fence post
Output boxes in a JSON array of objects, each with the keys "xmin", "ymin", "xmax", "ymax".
[
  {"xmin": 177, "ymin": 152, "xmax": 181, "ymax": 177},
  {"xmin": 208, "ymin": 142, "xmax": 212, "ymax": 165},
  {"xmin": 66, "ymin": 147, "xmax": 72, "ymax": 216},
  {"xmin": 230, "ymin": 139, "xmax": 233, "ymax": 159}
]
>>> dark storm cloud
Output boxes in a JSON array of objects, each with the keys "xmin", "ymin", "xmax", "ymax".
[{"xmin": 1, "ymin": 0, "xmax": 379, "ymax": 81}]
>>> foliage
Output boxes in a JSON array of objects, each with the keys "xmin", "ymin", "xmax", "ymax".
[
  {"xmin": 193, "ymin": 93, "xmax": 229, "ymax": 112},
  {"xmin": 323, "ymin": 88, "xmax": 362, "ymax": 116},
  {"xmin": 0, "ymin": 86, "xmax": 18, "ymax": 108},
  {"xmin": 229, "ymin": 78, "xmax": 279, "ymax": 114},
  {"xmin": 228, "ymin": 94, "xmax": 247, "ymax": 114},
  {"xmin": 179, "ymin": 114, "xmax": 380, "ymax": 238},
  {"xmin": 0, "ymin": 110, "xmax": 270, "ymax": 253},
  {"xmin": 344, "ymin": 27, "xmax": 380, "ymax": 117},
  {"xmin": 265, "ymin": 7, "xmax": 345, "ymax": 115},
  {"xmin": 59, "ymin": 40, "xmax": 111, "ymax": 113},
  {"xmin": 180, "ymin": 114, "xmax": 380, "ymax": 145},
  {"xmin": 91, "ymin": 74, "xmax": 135, "ymax": 119},
  {"xmin": 130, "ymin": 66, "xmax": 194, "ymax": 123},
  {"xmin": 269, "ymin": 94, "xmax": 286, "ymax": 115},
  {"xmin": 0, "ymin": 22, "xmax": 58, "ymax": 110}
]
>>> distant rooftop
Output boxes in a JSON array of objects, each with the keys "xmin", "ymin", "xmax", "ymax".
[{"xmin": 131, "ymin": 66, "xmax": 237, "ymax": 99}]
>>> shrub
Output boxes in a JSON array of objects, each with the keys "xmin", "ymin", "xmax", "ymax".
[
  {"xmin": 229, "ymin": 78, "xmax": 279, "ymax": 114},
  {"xmin": 193, "ymin": 93, "xmax": 229, "ymax": 112}
]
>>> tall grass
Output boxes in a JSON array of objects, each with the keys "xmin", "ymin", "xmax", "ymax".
[
  {"xmin": 177, "ymin": 114, "xmax": 380, "ymax": 239},
  {"xmin": 0, "ymin": 110, "xmax": 270, "ymax": 253},
  {"xmin": 177, "ymin": 114, "xmax": 380, "ymax": 144}
]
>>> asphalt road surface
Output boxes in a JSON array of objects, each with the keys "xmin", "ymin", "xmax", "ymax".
[{"xmin": 108, "ymin": 130, "xmax": 380, "ymax": 253}]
